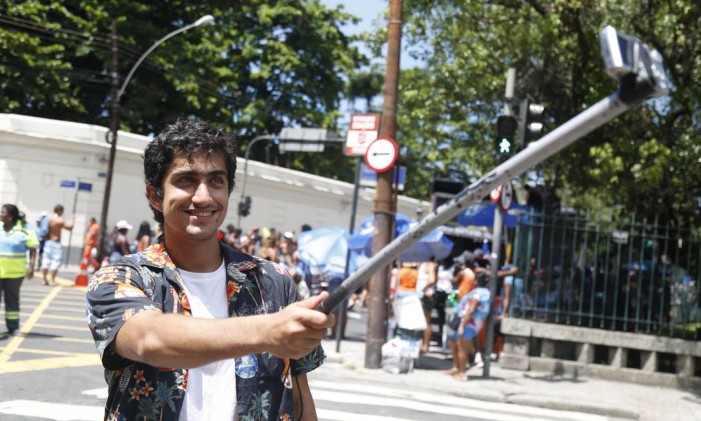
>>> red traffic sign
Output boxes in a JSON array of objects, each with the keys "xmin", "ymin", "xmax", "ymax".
[
  {"xmin": 345, "ymin": 114, "xmax": 381, "ymax": 156},
  {"xmin": 489, "ymin": 185, "xmax": 502, "ymax": 203},
  {"xmin": 364, "ymin": 136, "xmax": 399, "ymax": 173}
]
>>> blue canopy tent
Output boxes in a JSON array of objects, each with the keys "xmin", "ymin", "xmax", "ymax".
[
  {"xmin": 349, "ymin": 213, "xmax": 454, "ymax": 262},
  {"xmin": 457, "ymin": 202, "xmax": 533, "ymax": 228},
  {"xmin": 297, "ymin": 227, "xmax": 360, "ymax": 278}
]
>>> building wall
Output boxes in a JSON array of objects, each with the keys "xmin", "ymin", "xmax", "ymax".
[{"xmin": 0, "ymin": 113, "xmax": 427, "ymax": 264}]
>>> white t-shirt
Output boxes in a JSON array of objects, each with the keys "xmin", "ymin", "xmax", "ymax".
[
  {"xmin": 436, "ymin": 264, "xmax": 454, "ymax": 292},
  {"xmin": 178, "ymin": 261, "xmax": 237, "ymax": 421}
]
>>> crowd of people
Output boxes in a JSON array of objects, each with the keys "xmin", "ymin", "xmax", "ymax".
[{"xmin": 389, "ymin": 248, "xmax": 519, "ymax": 380}]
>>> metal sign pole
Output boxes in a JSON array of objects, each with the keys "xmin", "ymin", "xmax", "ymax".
[
  {"xmin": 64, "ymin": 178, "xmax": 80, "ymax": 268},
  {"xmin": 335, "ymin": 157, "xmax": 363, "ymax": 352}
]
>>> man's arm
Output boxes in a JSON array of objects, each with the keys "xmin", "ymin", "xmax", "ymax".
[
  {"xmin": 63, "ymin": 215, "xmax": 75, "ymax": 231},
  {"xmin": 458, "ymin": 297, "xmax": 479, "ymax": 335},
  {"xmin": 293, "ymin": 373, "xmax": 318, "ymax": 421},
  {"xmin": 112, "ymin": 292, "xmax": 334, "ymax": 369},
  {"xmin": 26, "ymin": 248, "xmax": 36, "ymax": 279},
  {"xmin": 422, "ymin": 262, "xmax": 437, "ymax": 295}
]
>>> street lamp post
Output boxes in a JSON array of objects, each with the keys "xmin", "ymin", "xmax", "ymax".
[
  {"xmin": 98, "ymin": 15, "xmax": 215, "ymax": 262},
  {"xmin": 235, "ymin": 129, "xmax": 343, "ymax": 228},
  {"xmin": 236, "ymin": 135, "xmax": 276, "ymax": 227}
]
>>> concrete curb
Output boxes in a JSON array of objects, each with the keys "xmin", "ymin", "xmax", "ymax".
[{"xmin": 506, "ymin": 394, "xmax": 639, "ymax": 420}]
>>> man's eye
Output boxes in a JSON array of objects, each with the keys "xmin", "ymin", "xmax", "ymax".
[
  {"xmin": 177, "ymin": 176, "xmax": 194, "ymax": 184},
  {"xmin": 212, "ymin": 176, "xmax": 226, "ymax": 185}
]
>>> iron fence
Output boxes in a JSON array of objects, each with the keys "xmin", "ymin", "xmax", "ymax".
[{"xmin": 509, "ymin": 211, "xmax": 701, "ymax": 340}]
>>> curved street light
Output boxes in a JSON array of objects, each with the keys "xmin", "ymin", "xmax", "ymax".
[{"xmin": 97, "ymin": 15, "xmax": 215, "ymax": 261}]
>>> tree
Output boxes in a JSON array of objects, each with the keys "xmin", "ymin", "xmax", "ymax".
[
  {"xmin": 366, "ymin": 0, "xmax": 701, "ymax": 224},
  {"xmin": 0, "ymin": 0, "xmax": 365, "ymax": 179}
]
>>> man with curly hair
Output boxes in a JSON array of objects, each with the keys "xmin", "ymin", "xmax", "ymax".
[{"xmin": 86, "ymin": 118, "xmax": 333, "ymax": 421}]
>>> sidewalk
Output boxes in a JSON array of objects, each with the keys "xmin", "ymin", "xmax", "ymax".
[{"xmin": 320, "ymin": 338, "xmax": 701, "ymax": 421}]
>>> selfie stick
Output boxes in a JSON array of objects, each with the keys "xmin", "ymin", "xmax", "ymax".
[{"xmin": 319, "ymin": 26, "xmax": 670, "ymax": 315}]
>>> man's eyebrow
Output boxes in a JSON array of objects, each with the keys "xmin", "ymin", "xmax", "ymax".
[{"xmin": 171, "ymin": 169, "xmax": 228, "ymax": 177}]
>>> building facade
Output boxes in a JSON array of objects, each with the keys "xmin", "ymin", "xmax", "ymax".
[{"xmin": 0, "ymin": 113, "xmax": 427, "ymax": 264}]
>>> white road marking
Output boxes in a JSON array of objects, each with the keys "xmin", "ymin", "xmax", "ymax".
[
  {"xmin": 310, "ymin": 380, "xmax": 606, "ymax": 421},
  {"xmin": 0, "ymin": 400, "xmax": 102, "ymax": 420}
]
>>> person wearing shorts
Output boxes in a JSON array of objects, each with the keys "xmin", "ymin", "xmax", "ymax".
[
  {"xmin": 40, "ymin": 204, "xmax": 74, "ymax": 285},
  {"xmin": 446, "ymin": 272, "xmax": 491, "ymax": 380}
]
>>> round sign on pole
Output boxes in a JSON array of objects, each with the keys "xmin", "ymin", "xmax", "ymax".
[
  {"xmin": 364, "ymin": 136, "xmax": 399, "ymax": 173},
  {"xmin": 500, "ymin": 182, "xmax": 514, "ymax": 211}
]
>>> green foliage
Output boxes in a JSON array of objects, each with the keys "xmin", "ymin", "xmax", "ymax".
[
  {"xmin": 0, "ymin": 0, "xmax": 363, "ymax": 180},
  {"xmin": 380, "ymin": 0, "xmax": 701, "ymax": 224}
]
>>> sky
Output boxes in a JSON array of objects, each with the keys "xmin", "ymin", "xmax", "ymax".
[
  {"xmin": 320, "ymin": 0, "xmax": 419, "ymax": 69},
  {"xmin": 318, "ymin": 0, "xmax": 419, "ymax": 123}
]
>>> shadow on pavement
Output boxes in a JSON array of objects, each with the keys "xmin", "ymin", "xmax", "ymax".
[
  {"xmin": 21, "ymin": 332, "xmax": 63, "ymax": 339},
  {"xmin": 523, "ymin": 372, "xmax": 586, "ymax": 384}
]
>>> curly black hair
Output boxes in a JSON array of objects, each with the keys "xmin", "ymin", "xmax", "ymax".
[
  {"xmin": 1, "ymin": 204, "xmax": 20, "ymax": 226},
  {"xmin": 143, "ymin": 118, "xmax": 238, "ymax": 225}
]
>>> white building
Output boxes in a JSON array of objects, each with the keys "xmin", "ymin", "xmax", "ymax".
[{"xmin": 0, "ymin": 113, "xmax": 427, "ymax": 264}]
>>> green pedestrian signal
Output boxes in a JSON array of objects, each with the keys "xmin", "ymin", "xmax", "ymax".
[{"xmin": 496, "ymin": 115, "xmax": 518, "ymax": 163}]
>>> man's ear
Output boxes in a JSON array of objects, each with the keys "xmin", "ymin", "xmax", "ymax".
[{"xmin": 146, "ymin": 185, "xmax": 163, "ymax": 212}]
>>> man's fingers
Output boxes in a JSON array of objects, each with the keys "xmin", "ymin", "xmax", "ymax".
[{"xmin": 297, "ymin": 291, "xmax": 329, "ymax": 309}]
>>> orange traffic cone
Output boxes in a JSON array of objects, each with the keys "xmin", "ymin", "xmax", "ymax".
[{"xmin": 74, "ymin": 257, "xmax": 90, "ymax": 287}]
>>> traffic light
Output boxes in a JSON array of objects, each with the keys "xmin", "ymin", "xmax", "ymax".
[
  {"xmin": 495, "ymin": 115, "xmax": 518, "ymax": 163},
  {"xmin": 518, "ymin": 98, "xmax": 545, "ymax": 147},
  {"xmin": 238, "ymin": 196, "xmax": 251, "ymax": 217}
]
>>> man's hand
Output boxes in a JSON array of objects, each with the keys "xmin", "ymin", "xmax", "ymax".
[
  {"xmin": 267, "ymin": 292, "xmax": 335, "ymax": 360},
  {"xmin": 26, "ymin": 267, "xmax": 34, "ymax": 279}
]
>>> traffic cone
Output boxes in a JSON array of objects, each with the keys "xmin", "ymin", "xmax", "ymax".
[{"xmin": 74, "ymin": 257, "xmax": 90, "ymax": 287}]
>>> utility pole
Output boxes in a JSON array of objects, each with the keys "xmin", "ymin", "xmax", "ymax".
[
  {"xmin": 365, "ymin": 0, "xmax": 402, "ymax": 369},
  {"xmin": 98, "ymin": 20, "xmax": 120, "ymax": 263}
]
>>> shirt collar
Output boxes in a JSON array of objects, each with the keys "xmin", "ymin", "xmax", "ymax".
[{"xmin": 138, "ymin": 236, "xmax": 258, "ymax": 272}]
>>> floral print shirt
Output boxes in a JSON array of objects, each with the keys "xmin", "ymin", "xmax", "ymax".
[{"xmin": 86, "ymin": 241, "xmax": 325, "ymax": 421}]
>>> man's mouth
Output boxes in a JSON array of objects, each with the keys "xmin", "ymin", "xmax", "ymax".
[{"xmin": 186, "ymin": 209, "xmax": 216, "ymax": 218}]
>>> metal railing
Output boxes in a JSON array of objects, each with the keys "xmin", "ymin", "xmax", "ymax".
[{"xmin": 509, "ymin": 211, "xmax": 701, "ymax": 340}]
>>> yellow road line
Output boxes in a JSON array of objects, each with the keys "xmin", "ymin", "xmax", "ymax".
[
  {"xmin": 0, "ymin": 347, "xmax": 81, "ymax": 356},
  {"xmin": 32, "ymin": 323, "xmax": 91, "ymax": 332},
  {"xmin": 54, "ymin": 337, "xmax": 94, "ymax": 344},
  {"xmin": 42, "ymin": 313, "xmax": 86, "ymax": 322},
  {"xmin": 0, "ymin": 286, "xmax": 62, "ymax": 364},
  {"xmin": 40, "ymin": 306, "xmax": 85, "ymax": 313},
  {"xmin": 20, "ymin": 300, "xmax": 84, "ymax": 307},
  {"xmin": 0, "ymin": 353, "xmax": 100, "ymax": 374}
]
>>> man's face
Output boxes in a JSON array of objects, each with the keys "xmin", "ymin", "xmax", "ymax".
[{"xmin": 148, "ymin": 151, "xmax": 229, "ymax": 243}]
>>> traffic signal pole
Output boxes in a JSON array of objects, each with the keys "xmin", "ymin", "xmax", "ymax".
[
  {"xmin": 365, "ymin": 0, "xmax": 403, "ymax": 369},
  {"xmin": 483, "ymin": 68, "xmax": 516, "ymax": 377},
  {"xmin": 319, "ymin": 27, "xmax": 670, "ymax": 337}
]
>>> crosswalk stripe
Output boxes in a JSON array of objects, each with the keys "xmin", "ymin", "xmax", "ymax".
[
  {"xmin": 317, "ymin": 408, "xmax": 415, "ymax": 421},
  {"xmin": 82, "ymin": 387, "xmax": 109, "ymax": 399},
  {"xmin": 0, "ymin": 400, "xmax": 103, "ymax": 420},
  {"xmin": 309, "ymin": 381, "xmax": 605, "ymax": 421}
]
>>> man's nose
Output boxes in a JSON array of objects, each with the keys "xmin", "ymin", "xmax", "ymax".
[{"xmin": 192, "ymin": 182, "xmax": 212, "ymax": 202}]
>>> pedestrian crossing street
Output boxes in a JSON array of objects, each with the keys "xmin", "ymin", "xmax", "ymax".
[{"xmin": 0, "ymin": 379, "xmax": 607, "ymax": 421}]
